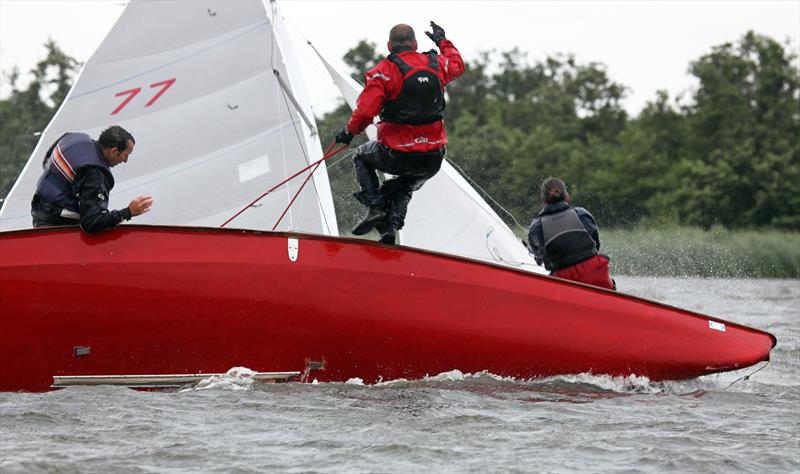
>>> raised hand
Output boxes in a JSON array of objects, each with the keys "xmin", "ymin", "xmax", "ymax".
[
  {"xmin": 128, "ymin": 195, "xmax": 154, "ymax": 216},
  {"xmin": 425, "ymin": 21, "xmax": 446, "ymax": 45}
]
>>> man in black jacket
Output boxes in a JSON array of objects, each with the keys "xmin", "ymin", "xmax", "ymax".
[
  {"xmin": 31, "ymin": 125, "xmax": 152, "ymax": 233},
  {"xmin": 527, "ymin": 177, "xmax": 615, "ymax": 290}
]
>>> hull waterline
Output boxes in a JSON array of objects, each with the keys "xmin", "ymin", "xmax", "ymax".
[{"xmin": 0, "ymin": 226, "xmax": 776, "ymax": 392}]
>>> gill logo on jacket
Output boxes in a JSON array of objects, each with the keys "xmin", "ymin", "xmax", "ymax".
[{"xmin": 417, "ymin": 77, "xmax": 430, "ymax": 83}]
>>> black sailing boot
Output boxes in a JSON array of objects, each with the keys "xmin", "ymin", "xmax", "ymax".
[
  {"xmin": 351, "ymin": 207, "xmax": 387, "ymax": 235},
  {"xmin": 351, "ymin": 190, "xmax": 386, "ymax": 236},
  {"xmin": 379, "ymin": 227, "xmax": 397, "ymax": 245},
  {"xmin": 375, "ymin": 220, "xmax": 397, "ymax": 245}
]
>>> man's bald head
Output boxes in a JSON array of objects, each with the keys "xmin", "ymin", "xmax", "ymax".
[{"xmin": 389, "ymin": 24, "xmax": 415, "ymax": 44}]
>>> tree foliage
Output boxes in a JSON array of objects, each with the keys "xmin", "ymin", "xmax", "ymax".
[
  {"xmin": 318, "ymin": 31, "xmax": 799, "ymax": 230},
  {"xmin": 1, "ymin": 40, "xmax": 79, "ymax": 200}
]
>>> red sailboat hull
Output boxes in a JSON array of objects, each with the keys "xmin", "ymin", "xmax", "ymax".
[{"xmin": 0, "ymin": 226, "xmax": 776, "ymax": 392}]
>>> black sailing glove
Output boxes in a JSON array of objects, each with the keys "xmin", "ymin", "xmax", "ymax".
[
  {"xmin": 335, "ymin": 127, "xmax": 354, "ymax": 145},
  {"xmin": 425, "ymin": 21, "xmax": 446, "ymax": 45}
]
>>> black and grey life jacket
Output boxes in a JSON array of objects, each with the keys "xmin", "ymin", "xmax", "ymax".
[
  {"xmin": 380, "ymin": 51, "xmax": 445, "ymax": 125},
  {"xmin": 541, "ymin": 207, "xmax": 597, "ymax": 271},
  {"xmin": 33, "ymin": 132, "xmax": 113, "ymax": 214}
]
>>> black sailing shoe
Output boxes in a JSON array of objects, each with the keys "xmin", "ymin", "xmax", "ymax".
[
  {"xmin": 379, "ymin": 228, "xmax": 397, "ymax": 245},
  {"xmin": 375, "ymin": 220, "xmax": 396, "ymax": 245},
  {"xmin": 351, "ymin": 207, "xmax": 387, "ymax": 235}
]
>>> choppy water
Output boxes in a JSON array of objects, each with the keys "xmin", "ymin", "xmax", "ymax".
[{"xmin": 1, "ymin": 277, "xmax": 798, "ymax": 473}]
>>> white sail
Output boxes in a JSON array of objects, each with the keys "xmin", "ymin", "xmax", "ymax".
[
  {"xmin": 1, "ymin": 0, "xmax": 544, "ymax": 274},
  {"xmin": 404, "ymin": 166, "xmax": 546, "ymax": 273},
  {"xmin": 0, "ymin": 0, "xmax": 338, "ymax": 236},
  {"xmin": 308, "ymin": 43, "xmax": 546, "ymax": 274}
]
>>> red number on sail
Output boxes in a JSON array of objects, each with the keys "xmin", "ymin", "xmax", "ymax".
[
  {"xmin": 110, "ymin": 77, "xmax": 176, "ymax": 115},
  {"xmin": 111, "ymin": 87, "xmax": 142, "ymax": 115},
  {"xmin": 145, "ymin": 78, "xmax": 176, "ymax": 107}
]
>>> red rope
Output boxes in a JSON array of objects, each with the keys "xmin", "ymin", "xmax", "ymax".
[
  {"xmin": 271, "ymin": 160, "xmax": 322, "ymax": 231},
  {"xmin": 220, "ymin": 142, "xmax": 347, "ymax": 228}
]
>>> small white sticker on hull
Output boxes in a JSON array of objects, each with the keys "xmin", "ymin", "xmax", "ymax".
[
  {"xmin": 709, "ymin": 321, "xmax": 726, "ymax": 332},
  {"xmin": 288, "ymin": 238, "xmax": 299, "ymax": 262}
]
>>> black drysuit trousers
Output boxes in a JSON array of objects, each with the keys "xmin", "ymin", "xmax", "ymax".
[{"xmin": 352, "ymin": 140, "xmax": 444, "ymax": 231}]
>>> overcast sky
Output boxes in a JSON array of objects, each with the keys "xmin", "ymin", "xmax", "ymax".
[{"xmin": 0, "ymin": 0, "xmax": 798, "ymax": 116}]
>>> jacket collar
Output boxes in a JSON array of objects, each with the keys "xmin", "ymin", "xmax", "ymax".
[
  {"xmin": 390, "ymin": 45, "xmax": 414, "ymax": 54},
  {"xmin": 538, "ymin": 200, "xmax": 571, "ymax": 217}
]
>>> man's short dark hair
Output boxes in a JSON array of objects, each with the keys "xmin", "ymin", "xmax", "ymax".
[
  {"xmin": 541, "ymin": 177, "xmax": 567, "ymax": 204},
  {"xmin": 98, "ymin": 125, "xmax": 135, "ymax": 151},
  {"xmin": 389, "ymin": 24, "xmax": 415, "ymax": 45}
]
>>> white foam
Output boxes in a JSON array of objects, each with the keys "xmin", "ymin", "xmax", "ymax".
[
  {"xmin": 183, "ymin": 367, "xmax": 258, "ymax": 392},
  {"xmin": 424, "ymin": 369, "xmax": 466, "ymax": 382}
]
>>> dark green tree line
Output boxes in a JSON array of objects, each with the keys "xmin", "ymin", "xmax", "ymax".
[{"xmin": 318, "ymin": 31, "xmax": 799, "ymax": 230}]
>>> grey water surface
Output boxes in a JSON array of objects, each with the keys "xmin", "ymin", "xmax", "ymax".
[{"xmin": 1, "ymin": 277, "xmax": 798, "ymax": 473}]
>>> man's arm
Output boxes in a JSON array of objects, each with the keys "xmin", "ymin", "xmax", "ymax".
[
  {"xmin": 576, "ymin": 207, "xmax": 600, "ymax": 251},
  {"xmin": 527, "ymin": 218, "xmax": 546, "ymax": 266},
  {"xmin": 74, "ymin": 167, "xmax": 131, "ymax": 234},
  {"xmin": 437, "ymin": 39, "xmax": 465, "ymax": 85},
  {"xmin": 346, "ymin": 62, "xmax": 393, "ymax": 136},
  {"xmin": 425, "ymin": 22, "xmax": 464, "ymax": 84}
]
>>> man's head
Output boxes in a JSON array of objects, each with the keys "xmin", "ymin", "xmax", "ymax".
[
  {"xmin": 388, "ymin": 24, "xmax": 417, "ymax": 53},
  {"xmin": 540, "ymin": 177, "xmax": 570, "ymax": 204},
  {"xmin": 98, "ymin": 125, "xmax": 135, "ymax": 167}
]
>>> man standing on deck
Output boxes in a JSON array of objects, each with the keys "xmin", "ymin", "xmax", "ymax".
[
  {"xmin": 31, "ymin": 125, "xmax": 153, "ymax": 234},
  {"xmin": 334, "ymin": 21, "xmax": 465, "ymax": 244},
  {"xmin": 527, "ymin": 177, "xmax": 615, "ymax": 290}
]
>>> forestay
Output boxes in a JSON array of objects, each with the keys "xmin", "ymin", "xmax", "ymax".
[
  {"xmin": 309, "ymin": 43, "xmax": 545, "ymax": 274},
  {"xmin": 0, "ymin": 0, "xmax": 338, "ymax": 236}
]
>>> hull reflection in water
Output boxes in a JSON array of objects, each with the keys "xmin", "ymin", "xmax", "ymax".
[{"xmin": 0, "ymin": 226, "xmax": 776, "ymax": 392}]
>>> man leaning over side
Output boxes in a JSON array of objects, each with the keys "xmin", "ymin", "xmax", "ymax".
[{"xmin": 31, "ymin": 125, "xmax": 153, "ymax": 234}]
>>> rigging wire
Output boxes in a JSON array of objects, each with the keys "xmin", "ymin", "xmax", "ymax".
[
  {"xmin": 272, "ymin": 160, "xmax": 323, "ymax": 231},
  {"xmin": 267, "ymin": 2, "xmax": 336, "ymax": 235},
  {"xmin": 275, "ymin": 84, "xmax": 335, "ymax": 234},
  {"xmin": 219, "ymin": 142, "xmax": 347, "ymax": 228},
  {"xmin": 268, "ymin": 3, "xmax": 295, "ymax": 231},
  {"xmin": 327, "ymin": 148, "xmax": 357, "ymax": 169},
  {"xmin": 445, "ymin": 156, "xmax": 530, "ymax": 233},
  {"xmin": 725, "ymin": 361, "xmax": 770, "ymax": 390}
]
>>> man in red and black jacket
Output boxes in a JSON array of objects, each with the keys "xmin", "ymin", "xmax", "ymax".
[{"xmin": 334, "ymin": 21, "xmax": 465, "ymax": 244}]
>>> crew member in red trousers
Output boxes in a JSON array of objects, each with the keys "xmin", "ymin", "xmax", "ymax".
[
  {"xmin": 334, "ymin": 21, "xmax": 465, "ymax": 244},
  {"xmin": 526, "ymin": 177, "xmax": 616, "ymax": 290}
]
